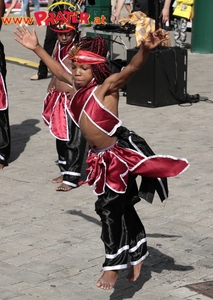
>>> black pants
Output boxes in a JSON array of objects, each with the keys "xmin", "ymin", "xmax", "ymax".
[
  {"xmin": 95, "ymin": 175, "xmax": 148, "ymax": 271},
  {"xmin": 56, "ymin": 113, "xmax": 86, "ymax": 187},
  {"xmin": 0, "ymin": 42, "xmax": 10, "ymax": 166},
  {"xmin": 38, "ymin": 26, "xmax": 57, "ymax": 78}
]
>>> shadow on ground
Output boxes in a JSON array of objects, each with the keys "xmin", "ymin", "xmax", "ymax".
[
  {"xmin": 9, "ymin": 119, "xmax": 41, "ymax": 163},
  {"xmin": 67, "ymin": 209, "xmax": 194, "ymax": 299}
]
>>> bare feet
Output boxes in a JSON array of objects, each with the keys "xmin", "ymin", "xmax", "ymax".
[
  {"xmin": 52, "ymin": 175, "xmax": 63, "ymax": 184},
  {"xmin": 96, "ymin": 270, "xmax": 118, "ymax": 290},
  {"xmin": 56, "ymin": 183, "xmax": 73, "ymax": 192},
  {"xmin": 0, "ymin": 163, "xmax": 4, "ymax": 169},
  {"xmin": 126, "ymin": 261, "xmax": 143, "ymax": 282}
]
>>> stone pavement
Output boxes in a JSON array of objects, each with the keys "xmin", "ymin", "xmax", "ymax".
[{"xmin": 0, "ymin": 18, "xmax": 213, "ymax": 300}]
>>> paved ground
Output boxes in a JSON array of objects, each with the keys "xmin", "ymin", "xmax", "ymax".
[{"xmin": 0, "ymin": 8, "xmax": 213, "ymax": 300}]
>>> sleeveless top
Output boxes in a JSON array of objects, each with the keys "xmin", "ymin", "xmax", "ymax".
[{"xmin": 68, "ymin": 79, "xmax": 122, "ymax": 136}]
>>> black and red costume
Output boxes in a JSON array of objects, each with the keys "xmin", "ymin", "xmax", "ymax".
[
  {"xmin": 0, "ymin": 41, "xmax": 10, "ymax": 167},
  {"xmin": 67, "ymin": 79, "xmax": 189, "ymax": 271},
  {"xmin": 42, "ymin": 41, "xmax": 86, "ymax": 187}
]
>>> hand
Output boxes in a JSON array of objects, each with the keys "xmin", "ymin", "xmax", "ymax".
[
  {"xmin": 160, "ymin": 7, "xmax": 170, "ymax": 23},
  {"xmin": 14, "ymin": 25, "xmax": 39, "ymax": 50},
  {"xmin": 47, "ymin": 85, "xmax": 55, "ymax": 93},
  {"xmin": 111, "ymin": 13, "xmax": 119, "ymax": 24},
  {"xmin": 142, "ymin": 29, "xmax": 169, "ymax": 50}
]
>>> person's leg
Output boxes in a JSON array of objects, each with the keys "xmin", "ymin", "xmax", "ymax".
[
  {"xmin": 124, "ymin": 177, "xmax": 148, "ymax": 281},
  {"xmin": 179, "ymin": 17, "xmax": 188, "ymax": 47},
  {"xmin": 56, "ymin": 114, "xmax": 86, "ymax": 191},
  {"xmin": 4, "ymin": 0, "xmax": 19, "ymax": 18},
  {"xmin": 95, "ymin": 175, "xmax": 141, "ymax": 289},
  {"xmin": 26, "ymin": 3, "xmax": 31, "ymax": 18},
  {"xmin": 31, "ymin": 0, "xmax": 40, "ymax": 13},
  {"xmin": 31, "ymin": 26, "xmax": 57, "ymax": 80},
  {"xmin": 52, "ymin": 138, "xmax": 66, "ymax": 184},
  {"xmin": 173, "ymin": 17, "xmax": 181, "ymax": 47},
  {"xmin": 20, "ymin": 0, "xmax": 29, "ymax": 17},
  {"xmin": 95, "ymin": 189, "xmax": 128, "ymax": 289}
]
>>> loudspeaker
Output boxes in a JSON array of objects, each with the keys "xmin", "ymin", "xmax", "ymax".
[{"xmin": 126, "ymin": 47, "xmax": 188, "ymax": 108}]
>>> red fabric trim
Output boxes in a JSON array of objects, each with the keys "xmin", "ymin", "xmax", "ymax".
[
  {"xmin": 0, "ymin": 74, "xmax": 8, "ymax": 110},
  {"xmin": 68, "ymin": 80, "xmax": 121, "ymax": 135},
  {"xmin": 83, "ymin": 144, "xmax": 189, "ymax": 195},
  {"xmin": 42, "ymin": 90, "xmax": 69, "ymax": 140}
]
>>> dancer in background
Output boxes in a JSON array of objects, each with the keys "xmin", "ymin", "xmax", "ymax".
[{"xmin": 42, "ymin": 20, "xmax": 86, "ymax": 191}]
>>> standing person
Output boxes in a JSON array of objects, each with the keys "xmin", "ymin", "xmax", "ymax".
[
  {"xmin": 172, "ymin": 0, "xmax": 194, "ymax": 48},
  {"xmin": 0, "ymin": 0, "xmax": 10, "ymax": 169},
  {"xmin": 42, "ymin": 20, "xmax": 86, "ymax": 191},
  {"xmin": 15, "ymin": 26, "xmax": 189, "ymax": 289}
]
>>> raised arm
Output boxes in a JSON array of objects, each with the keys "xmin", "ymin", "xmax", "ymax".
[
  {"xmin": 14, "ymin": 26, "xmax": 72, "ymax": 85},
  {"xmin": 104, "ymin": 29, "xmax": 168, "ymax": 93}
]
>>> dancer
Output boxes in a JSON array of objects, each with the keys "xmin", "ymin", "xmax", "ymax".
[
  {"xmin": 42, "ymin": 21, "xmax": 86, "ymax": 191},
  {"xmin": 15, "ymin": 26, "xmax": 189, "ymax": 289}
]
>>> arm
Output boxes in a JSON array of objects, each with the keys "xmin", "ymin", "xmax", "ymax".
[
  {"xmin": 0, "ymin": 0, "xmax": 5, "ymax": 30},
  {"xmin": 47, "ymin": 48, "xmax": 56, "ymax": 92},
  {"xmin": 160, "ymin": 0, "xmax": 172, "ymax": 23},
  {"xmin": 103, "ymin": 29, "xmax": 168, "ymax": 93},
  {"xmin": 47, "ymin": 75, "xmax": 56, "ymax": 92},
  {"xmin": 14, "ymin": 26, "xmax": 73, "ymax": 85},
  {"xmin": 111, "ymin": 0, "xmax": 125, "ymax": 23}
]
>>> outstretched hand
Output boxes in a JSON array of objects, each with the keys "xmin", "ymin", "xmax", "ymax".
[
  {"xmin": 14, "ymin": 25, "xmax": 39, "ymax": 51},
  {"xmin": 142, "ymin": 29, "xmax": 169, "ymax": 50}
]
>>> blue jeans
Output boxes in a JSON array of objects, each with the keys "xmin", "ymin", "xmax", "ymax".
[{"xmin": 21, "ymin": 0, "xmax": 40, "ymax": 17}]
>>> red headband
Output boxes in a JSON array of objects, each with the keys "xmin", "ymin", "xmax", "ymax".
[{"xmin": 69, "ymin": 49, "xmax": 106, "ymax": 64}]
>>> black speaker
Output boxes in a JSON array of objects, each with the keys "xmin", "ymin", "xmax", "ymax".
[{"xmin": 126, "ymin": 47, "xmax": 188, "ymax": 108}]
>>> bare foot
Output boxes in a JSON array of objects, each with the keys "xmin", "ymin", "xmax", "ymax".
[
  {"xmin": 56, "ymin": 183, "xmax": 73, "ymax": 192},
  {"xmin": 126, "ymin": 261, "xmax": 143, "ymax": 282},
  {"xmin": 96, "ymin": 270, "xmax": 118, "ymax": 290},
  {"xmin": 52, "ymin": 175, "xmax": 63, "ymax": 184},
  {"xmin": 0, "ymin": 163, "xmax": 4, "ymax": 169}
]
